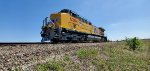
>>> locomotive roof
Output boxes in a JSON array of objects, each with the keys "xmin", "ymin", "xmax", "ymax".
[
  {"xmin": 99, "ymin": 27, "xmax": 105, "ymax": 31},
  {"xmin": 60, "ymin": 9, "xmax": 92, "ymax": 25}
]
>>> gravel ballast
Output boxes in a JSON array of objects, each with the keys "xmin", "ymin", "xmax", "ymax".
[{"xmin": 0, "ymin": 43, "xmax": 103, "ymax": 71}]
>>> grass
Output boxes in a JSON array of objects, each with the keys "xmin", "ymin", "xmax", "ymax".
[
  {"xmin": 101, "ymin": 41, "xmax": 150, "ymax": 71},
  {"xmin": 75, "ymin": 40, "xmax": 150, "ymax": 71},
  {"xmin": 35, "ymin": 40, "xmax": 150, "ymax": 71},
  {"xmin": 36, "ymin": 55, "xmax": 80, "ymax": 71},
  {"xmin": 37, "ymin": 61, "xmax": 64, "ymax": 71},
  {"xmin": 76, "ymin": 48, "xmax": 98, "ymax": 59},
  {"xmin": 11, "ymin": 67, "xmax": 23, "ymax": 71},
  {"xmin": 63, "ymin": 55, "xmax": 70, "ymax": 61}
]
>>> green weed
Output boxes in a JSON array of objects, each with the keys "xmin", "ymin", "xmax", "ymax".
[
  {"xmin": 63, "ymin": 55, "xmax": 70, "ymax": 61},
  {"xmin": 76, "ymin": 48, "xmax": 98, "ymax": 59},
  {"xmin": 37, "ymin": 61, "xmax": 64, "ymax": 71},
  {"xmin": 11, "ymin": 67, "xmax": 23, "ymax": 71},
  {"xmin": 125, "ymin": 37, "xmax": 143, "ymax": 50}
]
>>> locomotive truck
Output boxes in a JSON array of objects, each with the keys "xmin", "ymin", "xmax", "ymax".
[{"xmin": 41, "ymin": 9, "xmax": 107, "ymax": 43}]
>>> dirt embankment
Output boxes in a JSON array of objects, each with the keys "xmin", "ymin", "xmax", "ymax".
[{"xmin": 0, "ymin": 43, "xmax": 104, "ymax": 71}]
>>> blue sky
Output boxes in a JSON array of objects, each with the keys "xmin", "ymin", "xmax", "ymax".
[{"xmin": 0, "ymin": 0, "xmax": 150, "ymax": 42}]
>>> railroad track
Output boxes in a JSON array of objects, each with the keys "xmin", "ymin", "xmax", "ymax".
[
  {"xmin": 0, "ymin": 42, "xmax": 51, "ymax": 46},
  {"xmin": 0, "ymin": 42, "xmax": 50, "ymax": 44},
  {"xmin": 0, "ymin": 42, "xmax": 95, "ymax": 46}
]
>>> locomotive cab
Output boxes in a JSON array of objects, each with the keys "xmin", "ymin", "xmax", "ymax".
[{"xmin": 41, "ymin": 17, "xmax": 58, "ymax": 42}]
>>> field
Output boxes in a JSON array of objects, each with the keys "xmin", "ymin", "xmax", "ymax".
[
  {"xmin": 34, "ymin": 40, "xmax": 150, "ymax": 71},
  {"xmin": 0, "ymin": 40, "xmax": 150, "ymax": 71}
]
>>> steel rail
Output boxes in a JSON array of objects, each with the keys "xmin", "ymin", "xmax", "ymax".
[{"xmin": 0, "ymin": 42, "xmax": 51, "ymax": 45}]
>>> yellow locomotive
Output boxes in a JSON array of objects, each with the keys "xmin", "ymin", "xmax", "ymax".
[{"xmin": 41, "ymin": 9, "xmax": 107, "ymax": 42}]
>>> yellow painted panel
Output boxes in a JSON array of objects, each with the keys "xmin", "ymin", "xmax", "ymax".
[
  {"xmin": 50, "ymin": 13, "xmax": 100, "ymax": 35},
  {"xmin": 50, "ymin": 13, "xmax": 61, "ymax": 28}
]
